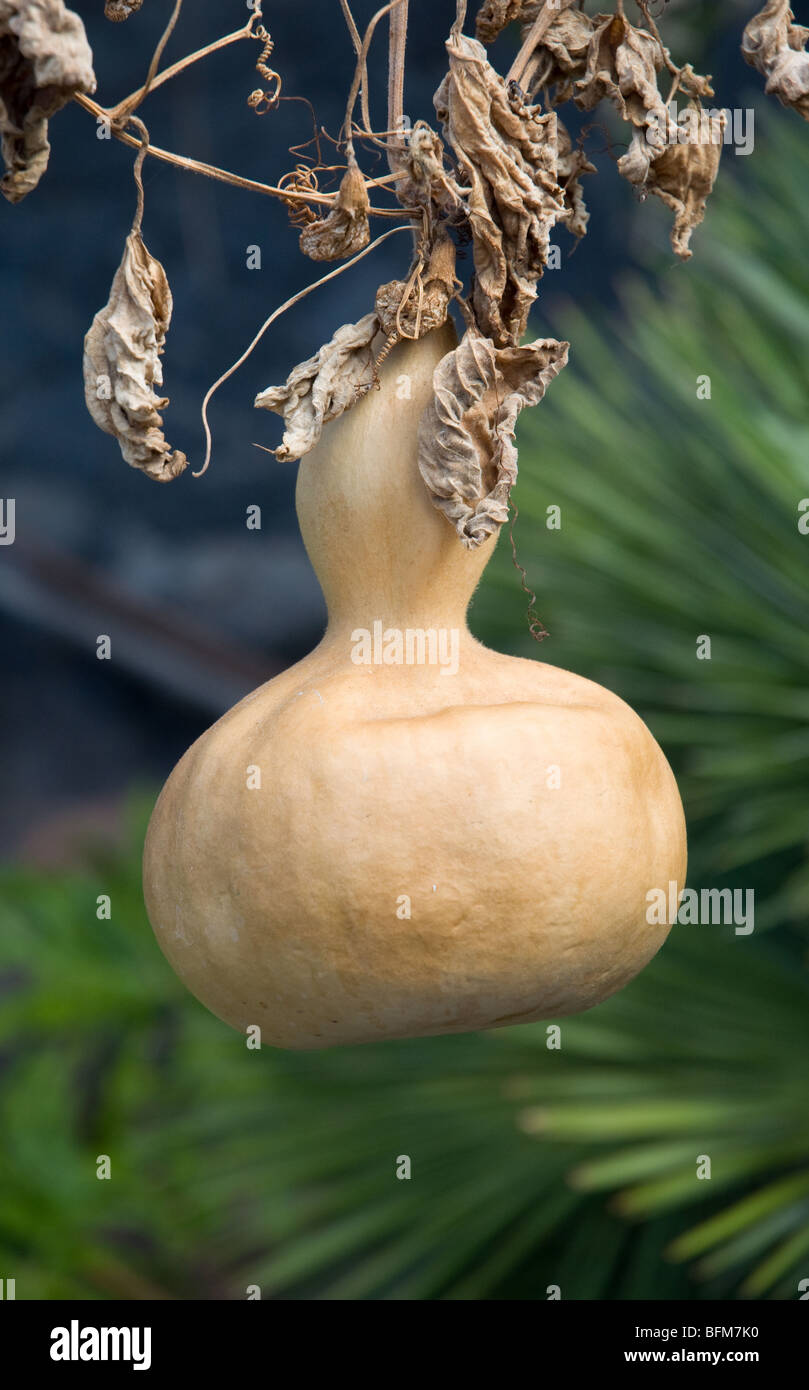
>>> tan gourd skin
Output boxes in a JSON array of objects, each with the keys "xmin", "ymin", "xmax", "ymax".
[{"xmin": 143, "ymin": 323, "xmax": 687, "ymax": 1049}]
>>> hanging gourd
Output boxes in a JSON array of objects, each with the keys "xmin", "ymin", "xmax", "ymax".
[
  {"xmin": 56, "ymin": 1, "xmax": 712, "ymax": 1047},
  {"xmin": 143, "ymin": 314, "xmax": 686, "ymax": 1048}
]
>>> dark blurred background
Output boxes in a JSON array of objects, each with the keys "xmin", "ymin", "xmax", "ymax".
[{"xmin": 1, "ymin": 0, "xmax": 808, "ymax": 1301}]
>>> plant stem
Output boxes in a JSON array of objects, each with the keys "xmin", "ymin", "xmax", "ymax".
[
  {"xmin": 114, "ymin": 0, "xmax": 184, "ymax": 121},
  {"xmin": 344, "ymin": 0, "xmax": 407, "ymax": 152},
  {"xmin": 198, "ymin": 224, "xmax": 413, "ymax": 476},
  {"xmin": 339, "ymin": 0, "xmax": 373, "ymax": 141},
  {"xmin": 110, "ymin": 17, "xmax": 259, "ymax": 120},
  {"xmin": 387, "ymin": 0, "xmax": 408, "ymax": 177},
  {"xmin": 72, "ymin": 93, "xmax": 410, "ymax": 217}
]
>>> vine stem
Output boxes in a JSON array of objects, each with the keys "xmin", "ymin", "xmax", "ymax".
[
  {"xmin": 113, "ymin": 0, "xmax": 184, "ymax": 122},
  {"xmin": 387, "ymin": 0, "xmax": 408, "ymax": 177},
  {"xmin": 197, "ymin": 224, "xmax": 412, "ymax": 477},
  {"xmin": 110, "ymin": 11, "xmax": 261, "ymax": 121},
  {"xmin": 343, "ymin": 0, "xmax": 407, "ymax": 153},
  {"xmin": 72, "ymin": 93, "xmax": 411, "ymax": 217},
  {"xmin": 339, "ymin": 0, "xmax": 373, "ymax": 146},
  {"xmin": 128, "ymin": 116, "xmax": 149, "ymax": 234}
]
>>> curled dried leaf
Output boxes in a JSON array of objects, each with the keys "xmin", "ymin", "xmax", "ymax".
[
  {"xmin": 678, "ymin": 63, "xmax": 716, "ymax": 103},
  {"xmin": 0, "ymin": 0, "xmax": 95, "ymax": 203},
  {"xmin": 298, "ymin": 157, "xmax": 370, "ymax": 262},
  {"xmin": 83, "ymin": 230, "xmax": 188, "ymax": 482},
  {"xmin": 743, "ymin": 0, "xmax": 809, "ymax": 121},
  {"xmin": 254, "ymin": 313, "xmax": 379, "ymax": 462},
  {"xmin": 375, "ymin": 232, "xmax": 457, "ymax": 340},
  {"xmin": 556, "ymin": 115, "xmax": 595, "ymax": 242},
  {"xmin": 418, "ymin": 329, "xmax": 569, "ymax": 549},
  {"xmin": 435, "ymin": 29, "xmax": 566, "ymax": 346},
  {"xmin": 519, "ymin": 4, "xmax": 595, "ymax": 103},
  {"xmin": 475, "ymin": 0, "xmax": 525, "ymax": 45},
  {"xmin": 641, "ymin": 107, "xmax": 725, "ymax": 261},
  {"xmin": 570, "ymin": 10, "xmax": 718, "ymax": 259},
  {"xmin": 576, "ymin": 11, "xmax": 671, "ymax": 145},
  {"xmin": 104, "ymin": 0, "xmax": 142, "ymax": 19}
]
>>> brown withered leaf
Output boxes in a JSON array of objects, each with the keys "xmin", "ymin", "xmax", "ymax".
[
  {"xmin": 743, "ymin": 1, "xmax": 809, "ymax": 121},
  {"xmin": 418, "ymin": 329, "xmax": 569, "ymax": 549},
  {"xmin": 576, "ymin": 11, "xmax": 671, "ymax": 147},
  {"xmin": 571, "ymin": 11, "xmax": 718, "ymax": 259},
  {"xmin": 556, "ymin": 115, "xmax": 595, "ymax": 242},
  {"xmin": 375, "ymin": 232, "xmax": 457, "ymax": 340},
  {"xmin": 434, "ymin": 29, "xmax": 566, "ymax": 346},
  {"xmin": 83, "ymin": 230, "xmax": 188, "ymax": 482},
  {"xmin": 642, "ymin": 107, "xmax": 725, "ymax": 261},
  {"xmin": 254, "ymin": 313, "xmax": 379, "ymax": 462},
  {"xmin": 299, "ymin": 157, "xmax": 370, "ymax": 262},
  {"xmin": 475, "ymin": 0, "xmax": 524, "ymax": 44},
  {"xmin": 519, "ymin": 5, "xmax": 595, "ymax": 103},
  {"xmin": 104, "ymin": 0, "xmax": 142, "ymax": 19},
  {"xmin": 0, "ymin": 0, "xmax": 95, "ymax": 203}
]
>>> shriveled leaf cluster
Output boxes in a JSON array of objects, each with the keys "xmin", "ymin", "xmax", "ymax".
[
  {"xmin": 83, "ymin": 231, "xmax": 188, "ymax": 482},
  {"xmin": 486, "ymin": 5, "xmax": 719, "ymax": 262},
  {"xmin": 743, "ymin": 0, "xmax": 809, "ymax": 122},
  {"xmin": 0, "ymin": 0, "xmax": 95, "ymax": 203},
  {"xmin": 53, "ymin": 0, "xmax": 800, "ymax": 552}
]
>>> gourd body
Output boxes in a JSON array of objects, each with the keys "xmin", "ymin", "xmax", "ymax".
[{"xmin": 143, "ymin": 325, "xmax": 686, "ymax": 1048}]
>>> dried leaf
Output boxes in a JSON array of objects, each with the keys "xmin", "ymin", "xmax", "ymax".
[
  {"xmin": 299, "ymin": 157, "xmax": 370, "ymax": 262},
  {"xmin": 641, "ymin": 107, "xmax": 725, "ymax": 261},
  {"xmin": 397, "ymin": 119, "xmax": 461, "ymax": 216},
  {"xmin": 743, "ymin": 0, "xmax": 809, "ymax": 121},
  {"xmin": 434, "ymin": 29, "xmax": 566, "ymax": 346},
  {"xmin": 375, "ymin": 232, "xmax": 457, "ymax": 340},
  {"xmin": 678, "ymin": 62, "xmax": 717, "ymax": 103},
  {"xmin": 104, "ymin": 0, "xmax": 142, "ymax": 19},
  {"xmin": 521, "ymin": 4, "xmax": 595, "ymax": 103},
  {"xmin": 83, "ymin": 230, "xmax": 188, "ymax": 482},
  {"xmin": 556, "ymin": 114, "xmax": 595, "ymax": 242},
  {"xmin": 576, "ymin": 11, "xmax": 670, "ymax": 143},
  {"xmin": 418, "ymin": 329, "xmax": 569, "ymax": 548},
  {"xmin": 254, "ymin": 313, "xmax": 379, "ymax": 462},
  {"xmin": 571, "ymin": 11, "xmax": 718, "ymax": 259},
  {"xmin": 475, "ymin": 0, "xmax": 525, "ymax": 44},
  {"xmin": 0, "ymin": 0, "xmax": 95, "ymax": 203}
]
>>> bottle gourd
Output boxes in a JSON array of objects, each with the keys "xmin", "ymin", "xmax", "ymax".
[{"xmin": 143, "ymin": 323, "xmax": 687, "ymax": 1048}]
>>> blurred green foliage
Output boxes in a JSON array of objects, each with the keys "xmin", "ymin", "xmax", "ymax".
[{"xmin": 1, "ymin": 109, "xmax": 808, "ymax": 1302}]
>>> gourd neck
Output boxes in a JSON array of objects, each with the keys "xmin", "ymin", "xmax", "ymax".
[{"xmin": 295, "ymin": 324, "xmax": 496, "ymax": 641}]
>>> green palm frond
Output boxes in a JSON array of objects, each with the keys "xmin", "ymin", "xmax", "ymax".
[{"xmin": 1, "ymin": 804, "xmax": 807, "ymax": 1300}]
